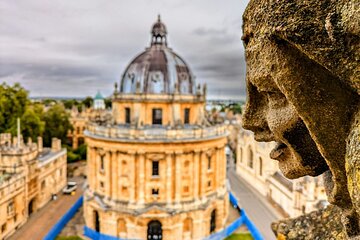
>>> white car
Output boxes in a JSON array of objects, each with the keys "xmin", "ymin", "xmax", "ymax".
[{"xmin": 62, "ymin": 181, "xmax": 77, "ymax": 194}]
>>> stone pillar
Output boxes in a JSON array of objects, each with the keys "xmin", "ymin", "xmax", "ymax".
[
  {"xmin": 166, "ymin": 152, "xmax": 173, "ymax": 204},
  {"xmin": 138, "ymin": 152, "xmax": 145, "ymax": 204},
  {"xmin": 220, "ymin": 145, "xmax": 226, "ymax": 186},
  {"xmin": 200, "ymin": 151, "xmax": 207, "ymax": 197},
  {"xmin": 175, "ymin": 151, "xmax": 182, "ymax": 202},
  {"xmin": 193, "ymin": 150, "xmax": 200, "ymax": 200},
  {"xmin": 128, "ymin": 150, "xmax": 136, "ymax": 203},
  {"xmin": 93, "ymin": 148, "xmax": 98, "ymax": 191},
  {"xmin": 215, "ymin": 148, "xmax": 220, "ymax": 189},
  {"xmin": 106, "ymin": 151, "xmax": 112, "ymax": 198},
  {"xmin": 111, "ymin": 151, "xmax": 118, "ymax": 200},
  {"xmin": 37, "ymin": 136, "xmax": 43, "ymax": 153}
]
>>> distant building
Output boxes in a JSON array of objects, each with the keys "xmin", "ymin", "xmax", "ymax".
[
  {"xmin": 0, "ymin": 133, "xmax": 67, "ymax": 239},
  {"xmin": 67, "ymin": 98, "xmax": 111, "ymax": 149},
  {"xmin": 93, "ymin": 91, "xmax": 105, "ymax": 110},
  {"xmin": 236, "ymin": 126, "xmax": 327, "ymax": 218},
  {"xmin": 67, "ymin": 107, "xmax": 89, "ymax": 149},
  {"xmin": 83, "ymin": 16, "xmax": 229, "ymax": 240}
]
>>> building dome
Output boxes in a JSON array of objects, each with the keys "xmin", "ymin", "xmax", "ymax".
[{"xmin": 120, "ymin": 16, "xmax": 196, "ymax": 95}]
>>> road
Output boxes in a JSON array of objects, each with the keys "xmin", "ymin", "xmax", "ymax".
[
  {"xmin": 9, "ymin": 177, "xmax": 84, "ymax": 240},
  {"xmin": 228, "ymin": 169, "xmax": 281, "ymax": 240}
]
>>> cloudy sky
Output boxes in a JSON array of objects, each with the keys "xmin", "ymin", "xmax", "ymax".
[{"xmin": 0, "ymin": 0, "xmax": 249, "ymax": 99}]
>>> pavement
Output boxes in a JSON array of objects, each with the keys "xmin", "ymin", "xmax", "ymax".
[
  {"xmin": 8, "ymin": 177, "xmax": 84, "ymax": 240},
  {"xmin": 228, "ymin": 168, "xmax": 282, "ymax": 240}
]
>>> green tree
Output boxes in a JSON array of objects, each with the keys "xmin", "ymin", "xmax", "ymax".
[
  {"xmin": 104, "ymin": 98, "xmax": 112, "ymax": 109},
  {"xmin": 82, "ymin": 97, "xmax": 93, "ymax": 108},
  {"xmin": 8, "ymin": 107, "xmax": 45, "ymax": 142},
  {"xmin": 43, "ymin": 104, "xmax": 73, "ymax": 147},
  {"xmin": 74, "ymin": 144, "xmax": 87, "ymax": 160},
  {"xmin": 62, "ymin": 99, "xmax": 79, "ymax": 110},
  {"xmin": 0, "ymin": 83, "xmax": 29, "ymax": 133}
]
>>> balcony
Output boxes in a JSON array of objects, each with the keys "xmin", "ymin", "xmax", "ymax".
[{"xmin": 85, "ymin": 123, "xmax": 227, "ymax": 142}]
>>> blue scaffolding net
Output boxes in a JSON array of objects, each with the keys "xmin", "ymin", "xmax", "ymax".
[
  {"xmin": 43, "ymin": 195, "xmax": 83, "ymax": 240},
  {"xmin": 45, "ymin": 192, "xmax": 263, "ymax": 240}
]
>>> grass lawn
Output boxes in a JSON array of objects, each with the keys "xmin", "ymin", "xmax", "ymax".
[
  {"xmin": 56, "ymin": 236, "xmax": 83, "ymax": 240},
  {"xmin": 225, "ymin": 232, "xmax": 254, "ymax": 240}
]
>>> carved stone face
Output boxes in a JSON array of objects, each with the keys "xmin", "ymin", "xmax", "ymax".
[
  {"xmin": 242, "ymin": 0, "xmax": 360, "ymax": 237},
  {"xmin": 241, "ymin": 34, "xmax": 329, "ymax": 179},
  {"xmin": 241, "ymin": 10, "xmax": 358, "ymax": 208}
]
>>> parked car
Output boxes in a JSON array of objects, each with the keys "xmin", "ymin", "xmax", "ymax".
[{"xmin": 62, "ymin": 181, "xmax": 77, "ymax": 194}]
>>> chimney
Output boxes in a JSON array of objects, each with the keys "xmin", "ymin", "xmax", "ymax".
[
  {"xmin": 1, "ymin": 133, "xmax": 11, "ymax": 146},
  {"xmin": 51, "ymin": 138, "xmax": 61, "ymax": 152},
  {"xmin": 37, "ymin": 136, "xmax": 43, "ymax": 152}
]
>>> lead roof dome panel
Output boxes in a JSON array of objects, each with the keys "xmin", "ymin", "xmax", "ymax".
[{"xmin": 120, "ymin": 16, "xmax": 196, "ymax": 95}]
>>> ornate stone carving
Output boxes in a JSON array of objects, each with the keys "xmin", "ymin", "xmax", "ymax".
[{"xmin": 242, "ymin": 0, "xmax": 359, "ymax": 238}]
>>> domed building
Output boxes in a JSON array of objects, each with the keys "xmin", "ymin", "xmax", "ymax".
[{"xmin": 84, "ymin": 16, "xmax": 229, "ymax": 240}]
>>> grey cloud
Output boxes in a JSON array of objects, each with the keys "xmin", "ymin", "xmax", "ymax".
[{"xmin": 0, "ymin": 0, "xmax": 250, "ymax": 98}]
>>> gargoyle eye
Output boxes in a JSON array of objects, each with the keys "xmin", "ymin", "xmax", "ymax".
[{"xmin": 241, "ymin": 32, "xmax": 253, "ymax": 47}]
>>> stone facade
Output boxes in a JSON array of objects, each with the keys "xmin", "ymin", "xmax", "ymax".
[
  {"xmin": 67, "ymin": 107, "xmax": 110, "ymax": 149},
  {"xmin": 0, "ymin": 133, "xmax": 67, "ymax": 239},
  {"xmin": 84, "ymin": 17, "xmax": 229, "ymax": 240},
  {"xmin": 236, "ymin": 127, "xmax": 327, "ymax": 218}
]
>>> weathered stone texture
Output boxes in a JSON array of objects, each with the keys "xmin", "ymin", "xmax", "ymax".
[
  {"xmin": 242, "ymin": 0, "xmax": 359, "ymax": 239},
  {"xmin": 272, "ymin": 205, "xmax": 345, "ymax": 240}
]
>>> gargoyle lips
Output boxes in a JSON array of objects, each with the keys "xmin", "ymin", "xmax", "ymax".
[{"xmin": 270, "ymin": 142, "xmax": 287, "ymax": 160}]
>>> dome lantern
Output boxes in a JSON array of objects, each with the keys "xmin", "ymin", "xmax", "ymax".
[{"xmin": 151, "ymin": 15, "xmax": 167, "ymax": 46}]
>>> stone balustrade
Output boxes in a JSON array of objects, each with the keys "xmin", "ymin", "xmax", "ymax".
[{"xmin": 85, "ymin": 123, "xmax": 227, "ymax": 142}]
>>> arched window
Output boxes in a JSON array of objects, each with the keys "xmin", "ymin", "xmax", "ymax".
[
  {"xmin": 248, "ymin": 148, "xmax": 253, "ymax": 169},
  {"xmin": 152, "ymin": 108, "xmax": 163, "ymax": 125},
  {"xmin": 125, "ymin": 107, "xmax": 131, "ymax": 124},
  {"xmin": 207, "ymin": 156, "xmax": 212, "ymax": 170},
  {"xmin": 152, "ymin": 161, "xmax": 159, "ymax": 176},
  {"xmin": 147, "ymin": 220, "xmax": 162, "ymax": 240},
  {"xmin": 259, "ymin": 157, "xmax": 263, "ymax": 176},
  {"xmin": 184, "ymin": 108, "xmax": 190, "ymax": 124},
  {"xmin": 210, "ymin": 209, "xmax": 216, "ymax": 233},
  {"xmin": 100, "ymin": 155, "xmax": 104, "ymax": 171},
  {"xmin": 94, "ymin": 210, "xmax": 100, "ymax": 232}
]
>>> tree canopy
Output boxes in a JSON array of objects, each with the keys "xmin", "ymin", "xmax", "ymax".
[
  {"xmin": 42, "ymin": 104, "xmax": 73, "ymax": 147},
  {"xmin": 0, "ymin": 83, "xmax": 73, "ymax": 146},
  {"xmin": 0, "ymin": 83, "xmax": 29, "ymax": 133}
]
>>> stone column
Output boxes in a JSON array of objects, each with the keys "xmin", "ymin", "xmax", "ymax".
[
  {"xmin": 175, "ymin": 151, "xmax": 182, "ymax": 203},
  {"xmin": 93, "ymin": 148, "xmax": 98, "ymax": 191},
  {"xmin": 138, "ymin": 151, "xmax": 145, "ymax": 204},
  {"xmin": 166, "ymin": 152, "xmax": 173, "ymax": 204},
  {"xmin": 193, "ymin": 150, "xmax": 200, "ymax": 200},
  {"xmin": 200, "ymin": 151, "xmax": 207, "ymax": 197},
  {"xmin": 128, "ymin": 150, "xmax": 136, "ymax": 203},
  {"xmin": 106, "ymin": 151, "xmax": 112, "ymax": 198},
  {"xmin": 215, "ymin": 147, "xmax": 220, "ymax": 189},
  {"xmin": 111, "ymin": 151, "xmax": 118, "ymax": 200},
  {"xmin": 220, "ymin": 145, "xmax": 226, "ymax": 186}
]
